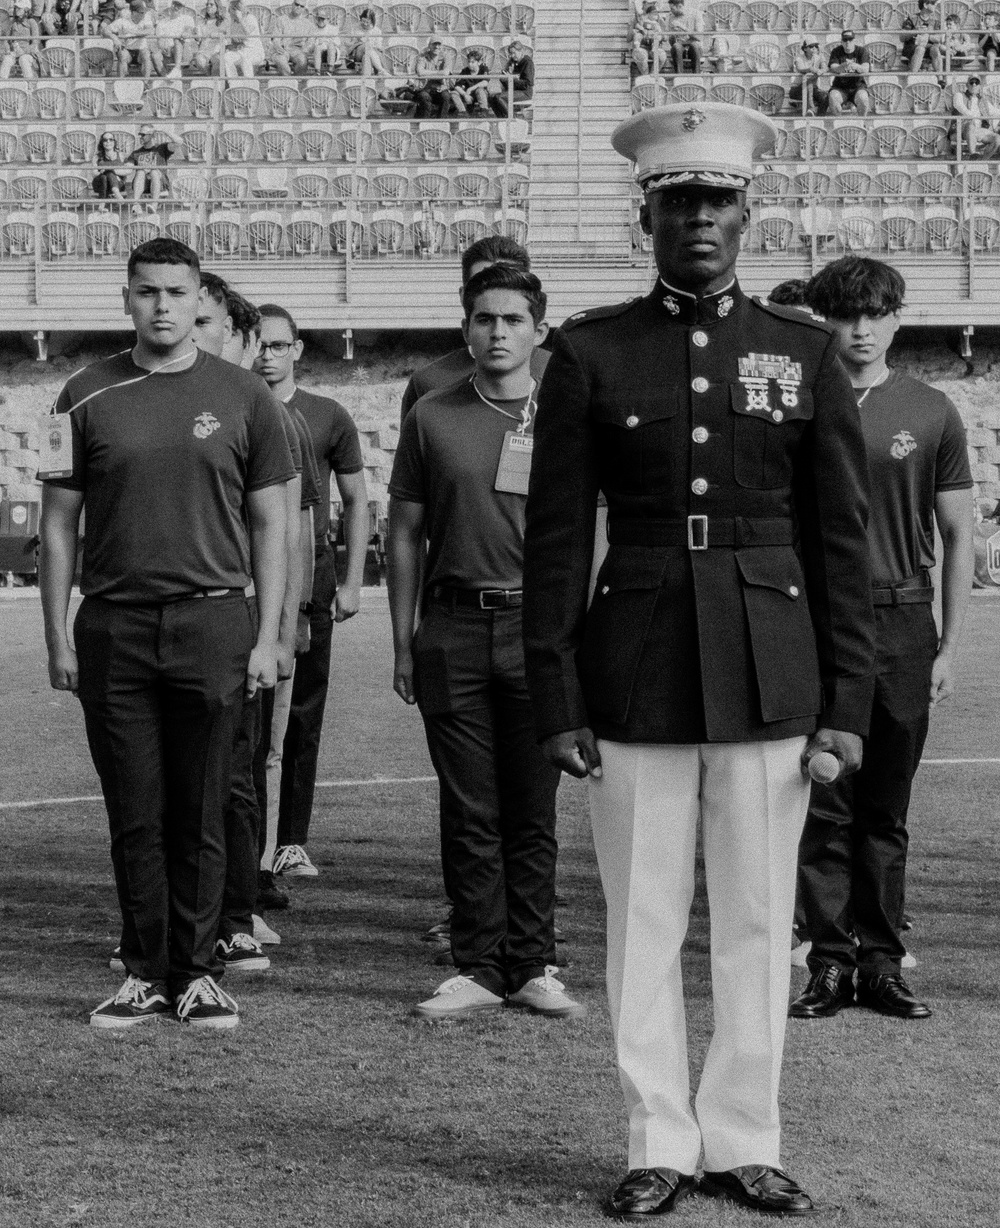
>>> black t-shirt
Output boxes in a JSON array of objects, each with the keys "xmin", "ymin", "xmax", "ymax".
[
  {"xmin": 127, "ymin": 142, "xmax": 173, "ymax": 169},
  {"xmin": 829, "ymin": 44, "xmax": 868, "ymax": 90},
  {"xmin": 858, "ymin": 370, "xmax": 972, "ymax": 585},
  {"xmin": 46, "ymin": 350, "xmax": 295, "ymax": 602},
  {"xmin": 285, "ymin": 402, "xmax": 322, "ymax": 510},
  {"xmin": 389, "ymin": 374, "xmax": 534, "ymax": 590},
  {"xmin": 400, "ymin": 345, "xmax": 550, "ymax": 424},
  {"xmin": 286, "ymin": 387, "xmax": 363, "ymax": 541}
]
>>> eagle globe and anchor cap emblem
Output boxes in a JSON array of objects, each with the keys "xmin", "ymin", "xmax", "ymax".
[
  {"xmin": 193, "ymin": 411, "xmax": 221, "ymax": 440},
  {"xmin": 683, "ymin": 107, "xmax": 707, "ymax": 132}
]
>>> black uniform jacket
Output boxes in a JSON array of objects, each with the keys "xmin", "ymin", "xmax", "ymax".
[{"xmin": 522, "ymin": 280, "xmax": 876, "ymax": 745}]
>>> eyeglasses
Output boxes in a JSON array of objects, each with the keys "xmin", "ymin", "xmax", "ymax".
[{"xmin": 258, "ymin": 340, "xmax": 293, "ymax": 355}]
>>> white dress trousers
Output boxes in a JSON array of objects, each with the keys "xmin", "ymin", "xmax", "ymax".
[{"xmin": 590, "ymin": 736, "xmax": 810, "ymax": 1174}]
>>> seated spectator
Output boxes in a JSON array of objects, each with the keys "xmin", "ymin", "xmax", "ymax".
[
  {"xmin": 789, "ymin": 37, "xmax": 827, "ymax": 116},
  {"xmin": 39, "ymin": 0, "xmax": 83, "ymax": 37},
  {"xmin": 490, "ymin": 39, "xmax": 533, "ymax": 116},
  {"xmin": 95, "ymin": 0, "xmax": 127, "ymax": 38},
  {"xmin": 707, "ymin": 33, "xmax": 742, "ymax": 72},
  {"xmin": 109, "ymin": 0, "xmax": 161, "ymax": 76},
  {"xmin": 902, "ymin": 0, "xmax": 943, "ymax": 74},
  {"xmin": 92, "ymin": 130, "xmax": 129, "ymax": 200},
  {"xmin": 631, "ymin": 1, "xmax": 664, "ymax": 78},
  {"xmin": 345, "ymin": 6, "xmax": 385, "ymax": 76},
  {"xmin": 943, "ymin": 14, "xmax": 976, "ymax": 70},
  {"xmin": 0, "ymin": 2, "xmax": 42, "ymax": 80},
  {"xmin": 953, "ymin": 75, "xmax": 1000, "ymax": 158},
  {"xmin": 155, "ymin": 0, "xmax": 196, "ymax": 76},
  {"xmin": 222, "ymin": 0, "xmax": 264, "ymax": 76},
  {"xmin": 191, "ymin": 0, "xmax": 228, "ymax": 74},
  {"xmin": 827, "ymin": 29, "xmax": 869, "ymax": 116},
  {"xmin": 450, "ymin": 47, "xmax": 490, "ymax": 115},
  {"xmin": 414, "ymin": 39, "xmax": 451, "ymax": 117},
  {"xmin": 663, "ymin": 0, "xmax": 702, "ymax": 75},
  {"xmin": 980, "ymin": 14, "xmax": 1000, "ymax": 73},
  {"xmin": 312, "ymin": 9, "xmax": 343, "ymax": 75},
  {"xmin": 126, "ymin": 123, "xmax": 175, "ymax": 202},
  {"xmin": 269, "ymin": 0, "xmax": 314, "ymax": 76}
]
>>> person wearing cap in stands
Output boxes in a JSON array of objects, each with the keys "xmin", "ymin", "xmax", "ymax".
[
  {"xmin": 522, "ymin": 103, "xmax": 875, "ymax": 1218},
  {"xmin": 952, "ymin": 75, "xmax": 1000, "ymax": 159},
  {"xmin": 0, "ymin": 2, "xmax": 42, "ymax": 80},
  {"xmin": 789, "ymin": 36, "xmax": 827, "ymax": 116},
  {"xmin": 827, "ymin": 29, "xmax": 870, "ymax": 117}
]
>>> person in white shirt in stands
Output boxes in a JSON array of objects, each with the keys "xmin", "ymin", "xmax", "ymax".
[
  {"xmin": 663, "ymin": 0, "xmax": 703, "ymax": 75},
  {"xmin": 0, "ymin": 2, "xmax": 42, "ymax": 80},
  {"xmin": 312, "ymin": 9, "xmax": 343, "ymax": 75},
  {"xmin": 155, "ymin": 0, "xmax": 195, "ymax": 76},
  {"xmin": 109, "ymin": 1, "xmax": 161, "ymax": 77},
  {"xmin": 222, "ymin": 0, "xmax": 264, "ymax": 77},
  {"xmin": 345, "ymin": 6, "xmax": 385, "ymax": 76},
  {"xmin": 191, "ymin": 0, "xmax": 228, "ymax": 75},
  {"xmin": 952, "ymin": 75, "xmax": 1000, "ymax": 159},
  {"xmin": 631, "ymin": 1, "xmax": 664, "ymax": 77},
  {"xmin": 268, "ymin": 0, "xmax": 314, "ymax": 76}
]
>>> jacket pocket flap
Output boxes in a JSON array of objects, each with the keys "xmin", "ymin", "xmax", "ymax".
[
  {"xmin": 736, "ymin": 547, "xmax": 804, "ymax": 599},
  {"xmin": 592, "ymin": 385, "xmax": 681, "ymax": 428},
  {"xmin": 594, "ymin": 546, "xmax": 667, "ymax": 594}
]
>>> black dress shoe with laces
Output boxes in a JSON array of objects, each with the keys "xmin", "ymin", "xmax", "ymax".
[
  {"xmin": 701, "ymin": 1165, "xmax": 817, "ymax": 1216},
  {"xmin": 788, "ymin": 961, "xmax": 855, "ymax": 1019},
  {"xmin": 856, "ymin": 972, "xmax": 931, "ymax": 1019},
  {"xmin": 606, "ymin": 1168, "xmax": 698, "ymax": 1220}
]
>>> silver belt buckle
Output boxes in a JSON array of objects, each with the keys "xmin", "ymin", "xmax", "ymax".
[{"xmin": 687, "ymin": 515, "xmax": 708, "ymax": 550}]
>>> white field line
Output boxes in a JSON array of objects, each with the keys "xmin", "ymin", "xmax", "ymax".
[{"xmin": 1, "ymin": 761, "xmax": 998, "ymax": 812}]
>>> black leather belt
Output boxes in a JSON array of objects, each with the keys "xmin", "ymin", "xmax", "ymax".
[
  {"xmin": 160, "ymin": 587, "xmax": 244, "ymax": 604},
  {"xmin": 872, "ymin": 577, "xmax": 934, "ymax": 606},
  {"xmin": 608, "ymin": 515, "xmax": 794, "ymax": 549},
  {"xmin": 428, "ymin": 584, "xmax": 523, "ymax": 610}
]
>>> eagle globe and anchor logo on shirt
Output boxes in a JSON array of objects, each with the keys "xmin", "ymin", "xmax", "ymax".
[
  {"xmin": 890, "ymin": 430, "xmax": 917, "ymax": 460},
  {"xmin": 193, "ymin": 412, "xmax": 221, "ymax": 440}
]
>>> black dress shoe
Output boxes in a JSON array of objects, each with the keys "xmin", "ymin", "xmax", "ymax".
[
  {"xmin": 606, "ymin": 1168, "xmax": 698, "ymax": 1220},
  {"xmin": 257, "ymin": 870, "xmax": 290, "ymax": 911},
  {"xmin": 856, "ymin": 972, "xmax": 931, "ymax": 1019},
  {"xmin": 701, "ymin": 1165, "xmax": 817, "ymax": 1216},
  {"xmin": 788, "ymin": 961, "xmax": 854, "ymax": 1019}
]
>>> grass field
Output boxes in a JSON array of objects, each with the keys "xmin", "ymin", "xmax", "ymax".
[{"xmin": 1, "ymin": 591, "xmax": 998, "ymax": 1228}]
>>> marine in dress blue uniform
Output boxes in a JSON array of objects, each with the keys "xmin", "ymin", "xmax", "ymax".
[{"xmin": 522, "ymin": 105, "xmax": 876, "ymax": 1219}]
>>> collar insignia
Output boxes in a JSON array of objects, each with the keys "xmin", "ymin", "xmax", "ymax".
[
  {"xmin": 662, "ymin": 295, "xmax": 680, "ymax": 314},
  {"xmin": 717, "ymin": 294, "xmax": 734, "ymax": 318}
]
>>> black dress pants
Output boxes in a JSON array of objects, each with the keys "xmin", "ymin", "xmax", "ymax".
[
  {"xmin": 221, "ymin": 688, "xmax": 261, "ymax": 940},
  {"xmin": 413, "ymin": 600, "xmax": 560, "ymax": 997},
  {"xmin": 797, "ymin": 603, "xmax": 937, "ymax": 976},
  {"xmin": 276, "ymin": 541, "xmax": 338, "ymax": 847},
  {"xmin": 75, "ymin": 594, "xmax": 252, "ymax": 991}
]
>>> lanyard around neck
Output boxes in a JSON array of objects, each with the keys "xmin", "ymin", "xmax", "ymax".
[{"xmin": 471, "ymin": 376, "xmax": 537, "ymax": 435}]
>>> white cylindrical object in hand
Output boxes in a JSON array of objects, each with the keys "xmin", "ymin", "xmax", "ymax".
[{"xmin": 807, "ymin": 751, "xmax": 841, "ymax": 784}]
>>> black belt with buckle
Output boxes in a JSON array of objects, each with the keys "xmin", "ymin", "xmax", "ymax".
[
  {"xmin": 160, "ymin": 587, "xmax": 244, "ymax": 604},
  {"xmin": 608, "ymin": 516, "xmax": 794, "ymax": 550},
  {"xmin": 872, "ymin": 575, "xmax": 934, "ymax": 606},
  {"xmin": 427, "ymin": 584, "xmax": 523, "ymax": 610}
]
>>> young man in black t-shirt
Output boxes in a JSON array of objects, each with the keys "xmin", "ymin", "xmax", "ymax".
[
  {"xmin": 388, "ymin": 264, "xmax": 584, "ymax": 1023},
  {"xmin": 40, "ymin": 239, "xmax": 293, "ymax": 1030},
  {"xmin": 790, "ymin": 257, "xmax": 973, "ymax": 1023},
  {"xmin": 827, "ymin": 30, "xmax": 870, "ymax": 116},
  {"xmin": 253, "ymin": 304, "xmax": 367, "ymax": 883}
]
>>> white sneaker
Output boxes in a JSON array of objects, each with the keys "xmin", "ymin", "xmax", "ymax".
[
  {"xmin": 175, "ymin": 976, "xmax": 239, "ymax": 1029},
  {"xmin": 507, "ymin": 966, "xmax": 586, "ymax": 1020},
  {"xmin": 791, "ymin": 940, "xmax": 812, "ymax": 968},
  {"xmin": 252, "ymin": 914, "xmax": 281, "ymax": 945},
  {"xmin": 216, "ymin": 932, "xmax": 270, "ymax": 972},
  {"xmin": 412, "ymin": 974, "xmax": 505, "ymax": 1021},
  {"xmin": 272, "ymin": 844, "xmax": 319, "ymax": 877}
]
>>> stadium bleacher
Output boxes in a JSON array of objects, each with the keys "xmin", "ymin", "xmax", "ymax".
[{"xmin": 2, "ymin": 0, "xmax": 1000, "ymax": 332}]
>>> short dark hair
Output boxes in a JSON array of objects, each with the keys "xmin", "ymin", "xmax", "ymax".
[
  {"xmin": 257, "ymin": 302, "xmax": 300, "ymax": 342},
  {"xmin": 767, "ymin": 278, "xmax": 809, "ymax": 307},
  {"xmin": 460, "ymin": 235, "xmax": 531, "ymax": 285},
  {"xmin": 127, "ymin": 236, "xmax": 199, "ymax": 281},
  {"xmin": 805, "ymin": 257, "xmax": 905, "ymax": 319},
  {"xmin": 200, "ymin": 272, "xmax": 261, "ymax": 344},
  {"xmin": 462, "ymin": 264, "xmax": 547, "ymax": 325}
]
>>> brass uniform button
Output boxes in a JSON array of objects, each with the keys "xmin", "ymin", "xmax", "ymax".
[
  {"xmin": 691, "ymin": 478, "xmax": 708, "ymax": 496},
  {"xmin": 692, "ymin": 377, "xmax": 709, "ymax": 394},
  {"xmin": 692, "ymin": 427, "xmax": 709, "ymax": 444}
]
